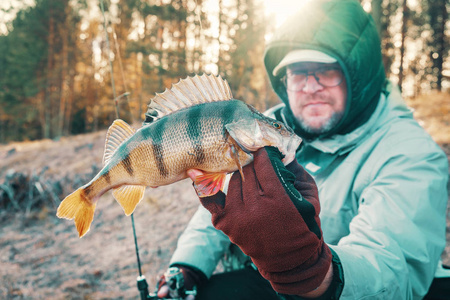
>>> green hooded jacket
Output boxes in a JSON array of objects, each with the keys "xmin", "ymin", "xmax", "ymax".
[
  {"xmin": 170, "ymin": 84, "xmax": 448, "ymax": 299},
  {"xmin": 169, "ymin": 1, "xmax": 449, "ymax": 299}
]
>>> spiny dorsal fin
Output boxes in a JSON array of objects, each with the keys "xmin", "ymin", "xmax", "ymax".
[
  {"xmin": 148, "ymin": 74, "xmax": 233, "ymax": 120},
  {"xmin": 103, "ymin": 119, "xmax": 136, "ymax": 166}
]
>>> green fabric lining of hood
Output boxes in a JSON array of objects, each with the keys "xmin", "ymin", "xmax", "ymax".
[{"xmin": 264, "ymin": 0, "xmax": 386, "ymax": 141}]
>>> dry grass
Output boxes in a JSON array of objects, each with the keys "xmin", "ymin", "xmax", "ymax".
[
  {"xmin": 0, "ymin": 127, "xmax": 201, "ymax": 299},
  {"xmin": 406, "ymin": 92, "xmax": 450, "ymax": 145}
]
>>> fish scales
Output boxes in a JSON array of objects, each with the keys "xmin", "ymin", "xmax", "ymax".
[
  {"xmin": 57, "ymin": 74, "xmax": 301, "ymax": 237},
  {"xmin": 147, "ymin": 101, "xmax": 244, "ymax": 179},
  {"xmin": 85, "ymin": 101, "xmax": 247, "ymax": 195}
]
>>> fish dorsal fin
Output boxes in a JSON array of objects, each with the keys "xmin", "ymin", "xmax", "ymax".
[
  {"xmin": 103, "ymin": 119, "xmax": 136, "ymax": 166},
  {"xmin": 148, "ymin": 74, "xmax": 233, "ymax": 120}
]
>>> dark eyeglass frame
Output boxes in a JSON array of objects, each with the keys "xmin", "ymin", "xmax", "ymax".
[{"xmin": 281, "ymin": 67, "xmax": 344, "ymax": 92}]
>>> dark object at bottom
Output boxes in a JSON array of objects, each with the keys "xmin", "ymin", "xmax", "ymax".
[
  {"xmin": 195, "ymin": 267, "xmax": 278, "ymax": 300},
  {"xmin": 424, "ymin": 265, "xmax": 450, "ymax": 300},
  {"xmin": 150, "ymin": 264, "xmax": 450, "ymax": 299},
  {"xmin": 196, "ymin": 265, "xmax": 450, "ymax": 300}
]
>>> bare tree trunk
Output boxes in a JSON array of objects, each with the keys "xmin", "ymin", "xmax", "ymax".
[
  {"xmin": 370, "ymin": 0, "xmax": 383, "ymax": 38},
  {"xmin": 192, "ymin": 0, "xmax": 204, "ymax": 73},
  {"xmin": 64, "ymin": 68, "xmax": 75, "ymax": 135},
  {"xmin": 112, "ymin": 28, "xmax": 134, "ymax": 123},
  {"xmin": 44, "ymin": 15, "xmax": 55, "ymax": 139},
  {"xmin": 58, "ymin": 18, "xmax": 69, "ymax": 137},
  {"xmin": 217, "ymin": 0, "xmax": 224, "ymax": 74},
  {"xmin": 157, "ymin": 19, "xmax": 164, "ymax": 89},
  {"xmin": 38, "ymin": 88, "xmax": 47, "ymax": 139},
  {"xmin": 135, "ymin": 53, "xmax": 143, "ymax": 120},
  {"xmin": 178, "ymin": 0, "xmax": 187, "ymax": 76},
  {"xmin": 435, "ymin": 0, "xmax": 447, "ymax": 91},
  {"xmin": 398, "ymin": 0, "xmax": 408, "ymax": 92}
]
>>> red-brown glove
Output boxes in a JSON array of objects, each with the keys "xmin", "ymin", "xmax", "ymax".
[{"xmin": 197, "ymin": 146, "xmax": 332, "ymax": 295}]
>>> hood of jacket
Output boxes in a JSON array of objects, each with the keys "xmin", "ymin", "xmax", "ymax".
[{"xmin": 264, "ymin": 0, "xmax": 386, "ymax": 140}]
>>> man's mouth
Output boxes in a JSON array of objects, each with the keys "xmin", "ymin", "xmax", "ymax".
[{"xmin": 303, "ymin": 102, "xmax": 330, "ymax": 108}]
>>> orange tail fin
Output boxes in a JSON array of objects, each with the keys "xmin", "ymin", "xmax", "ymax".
[{"xmin": 56, "ymin": 188, "xmax": 96, "ymax": 238}]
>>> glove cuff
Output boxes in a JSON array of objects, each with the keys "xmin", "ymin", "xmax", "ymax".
[
  {"xmin": 198, "ymin": 191, "xmax": 226, "ymax": 214},
  {"xmin": 260, "ymin": 243, "xmax": 332, "ymax": 295}
]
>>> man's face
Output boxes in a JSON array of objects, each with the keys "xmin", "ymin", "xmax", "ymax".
[{"xmin": 285, "ymin": 62, "xmax": 347, "ymax": 135}]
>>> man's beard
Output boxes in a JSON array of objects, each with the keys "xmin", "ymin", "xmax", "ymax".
[{"xmin": 296, "ymin": 110, "xmax": 344, "ymax": 136}]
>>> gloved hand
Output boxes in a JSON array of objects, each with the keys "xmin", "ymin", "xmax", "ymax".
[
  {"xmin": 188, "ymin": 146, "xmax": 332, "ymax": 296},
  {"xmin": 157, "ymin": 265, "xmax": 205, "ymax": 299}
]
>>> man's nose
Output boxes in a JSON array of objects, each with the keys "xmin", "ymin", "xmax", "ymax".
[{"xmin": 302, "ymin": 75, "xmax": 324, "ymax": 93}]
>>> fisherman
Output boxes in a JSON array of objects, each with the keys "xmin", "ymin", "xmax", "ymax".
[{"xmin": 156, "ymin": 0, "xmax": 449, "ymax": 299}]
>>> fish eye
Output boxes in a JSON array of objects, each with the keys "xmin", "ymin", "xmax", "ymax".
[{"xmin": 272, "ymin": 122, "xmax": 282, "ymax": 129}]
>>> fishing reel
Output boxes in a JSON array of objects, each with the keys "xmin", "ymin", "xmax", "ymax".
[{"xmin": 143, "ymin": 267, "xmax": 197, "ymax": 300}]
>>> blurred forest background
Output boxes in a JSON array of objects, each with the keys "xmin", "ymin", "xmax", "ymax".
[
  {"xmin": 0, "ymin": 1, "xmax": 449, "ymax": 298},
  {"xmin": 0, "ymin": 0, "xmax": 448, "ymax": 143}
]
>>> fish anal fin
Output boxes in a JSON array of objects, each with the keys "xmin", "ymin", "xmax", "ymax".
[
  {"xmin": 193, "ymin": 172, "xmax": 227, "ymax": 198},
  {"xmin": 57, "ymin": 188, "xmax": 96, "ymax": 238},
  {"xmin": 112, "ymin": 185, "xmax": 145, "ymax": 216},
  {"xmin": 103, "ymin": 120, "xmax": 136, "ymax": 166}
]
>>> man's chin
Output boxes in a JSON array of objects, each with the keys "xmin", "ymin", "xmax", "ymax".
[
  {"xmin": 296, "ymin": 115, "xmax": 336, "ymax": 135},
  {"xmin": 302, "ymin": 117, "xmax": 328, "ymax": 130}
]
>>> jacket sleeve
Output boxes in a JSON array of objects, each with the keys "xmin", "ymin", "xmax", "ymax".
[
  {"xmin": 330, "ymin": 137, "xmax": 448, "ymax": 299},
  {"xmin": 169, "ymin": 204, "xmax": 231, "ymax": 278}
]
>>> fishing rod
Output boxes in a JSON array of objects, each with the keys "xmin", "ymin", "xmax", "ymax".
[
  {"xmin": 99, "ymin": 0, "xmax": 151, "ymax": 298},
  {"xmin": 99, "ymin": 1, "xmax": 200, "ymax": 298}
]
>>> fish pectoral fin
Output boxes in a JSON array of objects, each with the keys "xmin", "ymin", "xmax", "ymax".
[
  {"xmin": 193, "ymin": 172, "xmax": 227, "ymax": 198},
  {"xmin": 229, "ymin": 142, "xmax": 245, "ymax": 182},
  {"xmin": 56, "ymin": 188, "xmax": 96, "ymax": 238},
  {"xmin": 112, "ymin": 185, "xmax": 146, "ymax": 216}
]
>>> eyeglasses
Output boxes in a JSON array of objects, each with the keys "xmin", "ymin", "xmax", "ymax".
[{"xmin": 282, "ymin": 67, "xmax": 344, "ymax": 92}]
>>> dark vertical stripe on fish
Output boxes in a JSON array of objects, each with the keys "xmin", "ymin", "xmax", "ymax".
[
  {"xmin": 103, "ymin": 171, "xmax": 111, "ymax": 185},
  {"xmin": 84, "ymin": 185, "xmax": 93, "ymax": 197},
  {"xmin": 152, "ymin": 143, "xmax": 168, "ymax": 177},
  {"xmin": 122, "ymin": 154, "xmax": 134, "ymax": 176},
  {"xmin": 194, "ymin": 144, "xmax": 205, "ymax": 163},
  {"xmin": 187, "ymin": 106, "xmax": 205, "ymax": 164},
  {"xmin": 150, "ymin": 118, "xmax": 169, "ymax": 177},
  {"xmin": 221, "ymin": 101, "xmax": 240, "ymax": 142},
  {"xmin": 226, "ymin": 100, "xmax": 241, "ymax": 124}
]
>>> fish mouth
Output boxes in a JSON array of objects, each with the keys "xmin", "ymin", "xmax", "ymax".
[{"xmin": 280, "ymin": 134, "xmax": 302, "ymax": 165}]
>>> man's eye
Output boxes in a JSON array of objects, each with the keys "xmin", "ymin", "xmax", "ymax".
[{"xmin": 291, "ymin": 71, "xmax": 308, "ymax": 75}]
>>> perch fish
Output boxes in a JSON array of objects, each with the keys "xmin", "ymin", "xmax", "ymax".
[{"xmin": 56, "ymin": 74, "xmax": 302, "ymax": 237}]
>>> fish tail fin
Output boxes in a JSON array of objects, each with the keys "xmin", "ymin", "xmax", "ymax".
[
  {"xmin": 56, "ymin": 188, "xmax": 96, "ymax": 238},
  {"xmin": 112, "ymin": 185, "xmax": 146, "ymax": 216}
]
